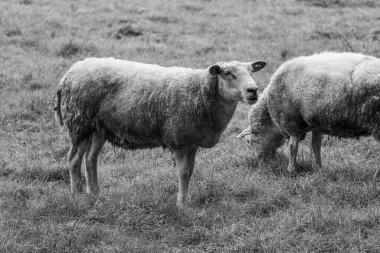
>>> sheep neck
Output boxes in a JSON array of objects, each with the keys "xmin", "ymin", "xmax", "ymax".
[{"xmin": 201, "ymin": 75, "xmax": 238, "ymax": 133}]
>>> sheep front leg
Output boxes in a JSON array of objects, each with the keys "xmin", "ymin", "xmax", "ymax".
[
  {"xmin": 287, "ymin": 135, "xmax": 300, "ymax": 173},
  {"xmin": 174, "ymin": 147, "xmax": 197, "ymax": 209},
  {"xmin": 312, "ymin": 131, "xmax": 322, "ymax": 168},
  {"xmin": 85, "ymin": 132, "xmax": 105, "ymax": 195},
  {"xmin": 68, "ymin": 140, "xmax": 90, "ymax": 193}
]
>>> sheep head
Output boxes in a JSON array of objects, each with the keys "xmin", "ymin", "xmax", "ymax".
[
  {"xmin": 238, "ymin": 94, "xmax": 285, "ymax": 158},
  {"xmin": 209, "ymin": 60, "xmax": 266, "ymax": 105},
  {"xmin": 238, "ymin": 124, "xmax": 285, "ymax": 158}
]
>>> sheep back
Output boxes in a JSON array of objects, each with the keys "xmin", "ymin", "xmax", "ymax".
[{"xmin": 267, "ymin": 52, "xmax": 380, "ymax": 138}]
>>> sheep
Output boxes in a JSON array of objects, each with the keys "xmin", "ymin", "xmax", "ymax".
[
  {"xmin": 238, "ymin": 52, "xmax": 380, "ymax": 177},
  {"xmin": 55, "ymin": 57, "xmax": 267, "ymax": 208}
]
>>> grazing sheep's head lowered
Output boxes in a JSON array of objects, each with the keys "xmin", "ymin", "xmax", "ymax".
[
  {"xmin": 208, "ymin": 61, "xmax": 266, "ymax": 104},
  {"xmin": 237, "ymin": 94, "xmax": 285, "ymax": 158},
  {"xmin": 239, "ymin": 125, "xmax": 285, "ymax": 158}
]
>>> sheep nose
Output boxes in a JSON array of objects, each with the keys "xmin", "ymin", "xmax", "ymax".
[{"xmin": 246, "ymin": 87, "xmax": 257, "ymax": 93}]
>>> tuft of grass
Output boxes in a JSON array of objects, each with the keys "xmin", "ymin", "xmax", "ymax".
[
  {"xmin": 246, "ymin": 194, "xmax": 292, "ymax": 218},
  {"xmin": 19, "ymin": 0, "xmax": 32, "ymax": 4},
  {"xmin": 296, "ymin": 0, "xmax": 379, "ymax": 8},
  {"xmin": 114, "ymin": 25, "xmax": 143, "ymax": 39},
  {"xmin": 56, "ymin": 41, "xmax": 97, "ymax": 58},
  {"xmin": 146, "ymin": 15, "xmax": 179, "ymax": 24},
  {"xmin": 367, "ymin": 27, "xmax": 380, "ymax": 41},
  {"xmin": 180, "ymin": 4, "xmax": 203, "ymax": 12},
  {"xmin": 193, "ymin": 180, "xmax": 229, "ymax": 207},
  {"xmin": 5, "ymin": 28, "xmax": 22, "ymax": 37}
]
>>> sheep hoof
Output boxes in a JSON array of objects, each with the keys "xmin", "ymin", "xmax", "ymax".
[
  {"xmin": 372, "ymin": 174, "xmax": 379, "ymax": 183},
  {"xmin": 86, "ymin": 188, "xmax": 100, "ymax": 195},
  {"xmin": 314, "ymin": 164, "xmax": 322, "ymax": 172},
  {"xmin": 176, "ymin": 195, "xmax": 190, "ymax": 210},
  {"xmin": 286, "ymin": 165, "xmax": 296, "ymax": 173},
  {"xmin": 70, "ymin": 187, "xmax": 84, "ymax": 194},
  {"xmin": 176, "ymin": 201, "xmax": 188, "ymax": 211}
]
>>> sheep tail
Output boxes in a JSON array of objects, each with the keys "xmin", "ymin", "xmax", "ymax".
[{"xmin": 54, "ymin": 88, "xmax": 64, "ymax": 127}]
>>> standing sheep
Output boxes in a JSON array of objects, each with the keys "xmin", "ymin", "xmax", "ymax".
[
  {"xmin": 238, "ymin": 52, "xmax": 380, "ymax": 177},
  {"xmin": 55, "ymin": 57, "xmax": 266, "ymax": 208}
]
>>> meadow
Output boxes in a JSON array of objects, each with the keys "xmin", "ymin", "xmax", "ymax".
[{"xmin": 1, "ymin": 0, "xmax": 380, "ymax": 252}]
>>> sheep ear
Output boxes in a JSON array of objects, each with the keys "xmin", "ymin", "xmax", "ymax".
[
  {"xmin": 209, "ymin": 64, "xmax": 223, "ymax": 76},
  {"xmin": 251, "ymin": 61, "xmax": 267, "ymax": 72},
  {"xmin": 237, "ymin": 126, "xmax": 253, "ymax": 138}
]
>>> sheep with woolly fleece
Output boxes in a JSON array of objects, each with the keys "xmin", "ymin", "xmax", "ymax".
[
  {"xmin": 238, "ymin": 52, "xmax": 380, "ymax": 177},
  {"xmin": 55, "ymin": 57, "xmax": 267, "ymax": 208}
]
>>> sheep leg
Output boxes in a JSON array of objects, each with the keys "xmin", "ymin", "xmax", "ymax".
[
  {"xmin": 287, "ymin": 135, "xmax": 300, "ymax": 173},
  {"xmin": 68, "ymin": 140, "xmax": 90, "ymax": 193},
  {"xmin": 174, "ymin": 147, "xmax": 197, "ymax": 209},
  {"xmin": 374, "ymin": 168, "xmax": 380, "ymax": 180},
  {"xmin": 373, "ymin": 132, "xmax": 380, "ymax": 181},
  {"xmin": 373, "ymin": 132, "xmax": 380, "ymax": 180},
  {"xmin": 85, "ymin": 132, "xmax": 105, "ymax": 195},
  {"xmin": 312, "ymin": 131, "xmax": 322, "ymax": 168},
  {"xmin": 169, "ymin": 149, "xmax": 176, "ymax": 166}
]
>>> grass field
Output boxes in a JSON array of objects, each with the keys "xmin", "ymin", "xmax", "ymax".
[{"xmin": 1, "ymin": 0, "xmax": 380, "ymax": 252}]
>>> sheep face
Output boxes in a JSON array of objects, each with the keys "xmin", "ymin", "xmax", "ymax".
[
  {"xmin": 209, "ymin": 61, "xmax": 266, "ymax": 104},
  {"xmin": 253, "ymin": 127, "xmax": 285, "ymax": 158},
  {"xmin": 239, "ymin": 125, "xmax": 285, "ymax": 158}
]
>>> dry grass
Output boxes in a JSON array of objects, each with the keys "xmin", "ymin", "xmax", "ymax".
[{"xmin": 1, "ymin": 0, "xmax": 380, "ymax": 252}]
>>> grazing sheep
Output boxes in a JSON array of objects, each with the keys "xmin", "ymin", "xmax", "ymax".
[
  {"xmin": 238, "ymin": 52, "xmax": 380, "ymax": 177},
  {"xmin": 55, "ymin": 57, "xmax": 266, "ymax": 208}
]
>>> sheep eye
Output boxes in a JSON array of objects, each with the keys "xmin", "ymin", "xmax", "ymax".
[{"xmin": 224, "ymin": 71, "xmax": 231, "ymax": 76}]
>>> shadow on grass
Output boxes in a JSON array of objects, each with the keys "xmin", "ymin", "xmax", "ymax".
[
  {"xmin": 234, "ymin": 152, "xmax": 286, "ymax": 172},
  {"xmin": 237, "ymin": 152, "xmax": 318, "ymax": 179},
  {"xmin": 230, "ymin": 238, "xmax": 265, "ymax": 253},
  {"xmin": 325, "ymin": 182, "xmax": 380, "ymax": 208},
  {"xmin": 0, "ymin": 188, "xmax": 32, "ymax": 203},
  {"xmin": 245, "ymin": 194, "xmax": 292, "ymax": 218},
  {"xmin": 232, "ymin": 188, "xmax": 260, "ymax": 203},
  {"xmin": 296, "ymin": 0, "xmax": 378, "ymax": 8},
  {"xmin": 2, "ymin": 166, "xmax": 70, "ymax": 184},
  {"xmin": 193, "ymin": 189, "xmax": 223, "ymax": 207},
  {"xmin": 32, "ymin": 194, "xmax": 98, "ymax": 221},
  {"xmin": 0, "ymin": 167, "xmax": 13, "ymax": 177},
  {"xmin": 285, "ymin": 166, "xmax": 380, "ymax": 207},
  {"xmin": 192, "ymin": 180, "xmax": 232, "ymax": 207},
  {"xmin": 296, "ymin": 162, "xmax": 317, "ymax": 176},
  {"xmin": 323, "ymin": 166, "xmax": 375, "ymax": 184},
  {"xmin": 173, "ymin": 226, "xmax": 210, "ymax": 247}
]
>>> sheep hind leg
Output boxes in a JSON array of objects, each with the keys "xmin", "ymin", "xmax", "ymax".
[
  {"xmin": 85, "ymin": 132, "xmax": 105, "ymax": 195},
  {"xmin": 287, "ymin": 135, "xmax": 300, "ymax": 173},
  {"xmin": 68, "ymin": 139, "xmax": 90, "ymax": 193},
  {"xmin": 312, "ymin": 131, "xmax": 323, "ymax": 169},
  {"xmin": 174, "ymin": 147, "xmax": 197, "ymax": 209},
  {"xmin": 374, "ymin": 168, "xmax": 380, "ymax": 181}
]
